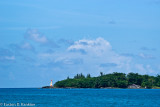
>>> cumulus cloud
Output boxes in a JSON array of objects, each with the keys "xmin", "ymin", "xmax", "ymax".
[
  {"xmin": 25, "ymin": 29, "xmax": 48, "ymax": 43},
  {"xmin": 37, "ymin": 37, "xmax": 134, "ymax": 76},
  {"xmin": 9, "ymin": 42, "xmax": 35, "ymax": 52},
  {"xmin": 68, "ymin": 37, "xmax": 112, "ymax": 56},
  {"xmin": 0, "ymin": 48, "xmax": 15, "ymax": 61},
  {"xmin": 4, "ymin": 56, "xmax": 15, "ymax": 60},
  {"xmin": 121, "ymin": 53, "xmax": 155, "ymax": 59},
  {"xmin": 0, "ymin": 56, "xmax": 15, "ymax": 61},
  {"xmin": 25, "ymin": 29, "xmax": 58, "ymax": 48},
  {"xmin": 67, "ymin": 38, "xmax": 131, "ymax": 67},
  {"xmin": 35, "ymin": 37, "xmax": 158, "ymax": 76},
  {"xmin": 139, "ymin": 53, "xmax": 155, "ymax": 59},
  {"xmin": 21, "ymin": 42, "xmax": 35, "ymax": 50},
  {"xmin": 134, "ymin": 64, "xmax": 156, "ymax": 75}
]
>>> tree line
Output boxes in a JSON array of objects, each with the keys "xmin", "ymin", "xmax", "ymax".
[{"xmin": 54, "ymin": 72, "xmax": 160, "ymax": 89}]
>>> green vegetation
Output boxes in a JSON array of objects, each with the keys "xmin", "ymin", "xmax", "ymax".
[{"xmin": 54, "ymin": 72, "xmax": 160, "ymax": 89}]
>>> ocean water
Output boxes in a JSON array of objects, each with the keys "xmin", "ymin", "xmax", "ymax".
[{"xmin": 0, "ymin": 88, "xmax": 160, "ymax": 107}]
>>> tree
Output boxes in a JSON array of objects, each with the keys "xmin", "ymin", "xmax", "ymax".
[
  {"xmin": 87, "ymin": 74, "xmax": 91, "ymax": 78},
  {"xmin": 74, "ymin": 73, "xmax": 85, "ymax": 79},
  {"xmin": 127, "ymin": 72, "xmax": 142, "ymax": 85},
  {"xmin": 155, "ymin": 75, "xmax": 160, "ymax": 87},
  {"xmin": 142, "ymin": 81, "xmax": 152, "ymax": 89},
  {"xmin": 67, "ymin": 76, "xmax": 70, "ymax": 79},
  {"xmin": 54, "ymin": 72, "xmax": 160, "ymax": 89},
  {"xmin": 100, "ymin": 72, "xmax": 104, "ymax": 76},
  {"xmin": 117, "ymin": 80, "xmax": 128, "ymax": 88}
]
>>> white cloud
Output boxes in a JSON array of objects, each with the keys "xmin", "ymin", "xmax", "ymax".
[
  {"xmin": 37, "ymin": 38, "xmax": 133, "ymax": 76},
  {"xmin": 21, "ymin": 42, "xmax": 35, "ymax": 51},
  {"xmin": 4, "ymin": 56, "xmax": 15, "ymax": 60},
  {"xmin": 68, "ymin": 37, "xmax": 111, "ymax": 56},
  {"xmin": 25, "ymin": 29, "xmax": 58, "ymax": 48},
  {"xmin": 139, "ymin": 53, "xmax": 154, "ymax": 59},
  {"xmin": 134, "ymin": 64, "xmax": 156, "ymax": 75},
  {"xmin": 36, "ymin": 37, "xmax": 157, "ymax": 76},
  {"xmin": 68, "ymin": 37, "xmax": 130, "ymax": 66},
  {"xmin": 25, "ymin": 29, "xmax": 48, "ymax": 43},
  {"xmin": 0, "ymin": 48, "xmax": 15, "ymax": 61},
  {"xmin": 9, "ymin": 42, "xmax": 35, "ymax": 53},
  {"xmin": 135, "ymin": 64, "xmax": 146, "ymax": 73}
]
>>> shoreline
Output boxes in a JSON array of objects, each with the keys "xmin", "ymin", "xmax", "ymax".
[
  {"xmin": 0, "ymin": 87, "xmax": 160, "ymax": 89},
  {"xmin": 41, "ymin": 86, "xmax": 160, "ymax": 89}
]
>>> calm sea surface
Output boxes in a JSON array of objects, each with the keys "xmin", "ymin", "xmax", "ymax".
[{"xmin": 0, "ymin": 88, "xmax": 160, "ymax": 107}]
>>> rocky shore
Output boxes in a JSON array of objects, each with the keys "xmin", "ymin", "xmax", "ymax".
[{"xmin": 42, "ymin": 86, "xmax": 56, "ymax": 88}]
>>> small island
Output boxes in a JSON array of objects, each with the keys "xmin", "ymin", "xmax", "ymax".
[{"xmin": 43, "ymin": 72, "xmax": 160, "ymax": 89}]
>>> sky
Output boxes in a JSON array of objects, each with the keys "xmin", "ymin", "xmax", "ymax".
[{"xmin": 0, "ymin": 0, "xmax": 160, "ymax": 88}]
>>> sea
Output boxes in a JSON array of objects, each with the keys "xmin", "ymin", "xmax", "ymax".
[{"xmin": 0, "ymin": 88, "xmax": 160, "ymax": 107}]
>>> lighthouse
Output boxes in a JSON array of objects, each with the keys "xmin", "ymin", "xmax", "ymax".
[{"xmin": 50, "ymin": 80, "xmax": 53, "ymax": 86}]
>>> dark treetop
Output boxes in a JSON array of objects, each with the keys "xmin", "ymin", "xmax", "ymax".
[{"xmin": 53, "ymin": 72, "xmax": 160, "ymax": 89}]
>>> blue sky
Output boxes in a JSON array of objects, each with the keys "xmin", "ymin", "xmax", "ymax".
[{"xmin": 0, "ymin": 0, "xmax": 160, "ymax": 88}]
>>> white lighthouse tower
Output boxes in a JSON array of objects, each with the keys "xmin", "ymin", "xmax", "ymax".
[{"xmin": 50, "ymin": 80, "xmax": 53, "ymax": 86}]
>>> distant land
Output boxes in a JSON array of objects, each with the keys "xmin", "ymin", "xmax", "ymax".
[{"xmin": 43, "ymin": 72, "xmax": 160, "ymax": 89}]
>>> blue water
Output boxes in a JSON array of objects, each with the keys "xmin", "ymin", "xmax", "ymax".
[{"xmin": 0, "ymin": 88, "xmax": 160, "ymax": 107}]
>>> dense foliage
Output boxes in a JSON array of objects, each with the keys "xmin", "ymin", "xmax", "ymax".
[{"xmin": 54, "ymin": 72, "xmax": 160, "ymax": 89}]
